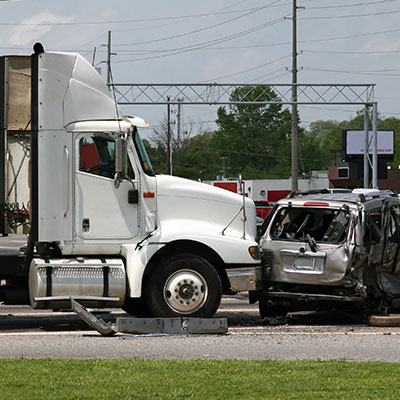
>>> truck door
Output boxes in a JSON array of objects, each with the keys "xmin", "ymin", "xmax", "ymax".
[{"xmin": 74, "ymin": 133, "xmax": 139, "ymax": 240}]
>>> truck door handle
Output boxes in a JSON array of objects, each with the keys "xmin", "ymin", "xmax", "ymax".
[{"xmin": 64, "ymin": 146, "xmax": 69, "ymax": 217}]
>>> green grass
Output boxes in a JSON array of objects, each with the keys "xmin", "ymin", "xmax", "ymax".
[{"xmin": 1, "ymin": 359, "xmax": 400, "ymax": 399}]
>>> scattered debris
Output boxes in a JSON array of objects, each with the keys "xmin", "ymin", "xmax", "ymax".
[{"xmin": 71, "ymin": 299, "xmax": 228, "ymax": 336}]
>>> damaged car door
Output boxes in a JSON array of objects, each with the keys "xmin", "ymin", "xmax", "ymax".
[
  {"xmin": 366, "ymin": 201, "xmax": 400, "ymax": 306},
  {"xmin": 264, "ymin": 203, "xmax": 353, "ymax": 287}
]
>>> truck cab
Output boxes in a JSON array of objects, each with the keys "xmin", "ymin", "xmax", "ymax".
[{"xmin": 0, "ymin": 46, "xmax": 261, "ymax": 318}]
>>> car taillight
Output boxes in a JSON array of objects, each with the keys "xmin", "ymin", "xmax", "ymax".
[{"xmin": 303, "ymin": 202, "xmax": 329, "ymax": 207}]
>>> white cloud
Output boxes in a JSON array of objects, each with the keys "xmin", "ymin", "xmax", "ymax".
[
  {"xmin": 8, "ymin": 12, "xmax": 74, "ymax": 46},
  {"xmin": 359, "ymin": 39, "xmax": 400, "ymax": 54}
]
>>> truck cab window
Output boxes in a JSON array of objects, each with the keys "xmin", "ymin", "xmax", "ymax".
[{"xmin": 79, "ymin": 135, "xmax": 135, "ymax": 180}]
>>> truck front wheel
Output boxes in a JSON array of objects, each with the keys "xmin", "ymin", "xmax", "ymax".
[
  {"xmin": 144, "ymin": 254, "xmax": 222, "ymax": 318},
  {"xmin": 122, "ymin": 297, "xmax": 151, "ymax": 317}
]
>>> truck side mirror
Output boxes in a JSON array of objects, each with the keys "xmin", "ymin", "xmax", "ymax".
[
  {"xmin": 115, "ymin": 138, "xmax": 127, "ymax": 175},
  {"xmin": 114, "ymin": 138, "xmax": 127, "ymax": 189}
]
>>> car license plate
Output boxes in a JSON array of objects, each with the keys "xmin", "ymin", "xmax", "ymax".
[{"xmin": 293, "ymin": 257, "xmax": 315, "ymax": 271}]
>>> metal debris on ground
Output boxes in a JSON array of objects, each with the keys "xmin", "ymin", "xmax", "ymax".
[
  {"xmin": 368, "ymin": 314, "xmax": 400, "ymax": 327},
  {"xmin": 71, "ymin": 298, "xmax": 228, "ymax": 336}
]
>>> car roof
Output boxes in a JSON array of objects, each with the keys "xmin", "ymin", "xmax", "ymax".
[{"xmin": 277, "ymin": 190, "xmax": 399, "ymax": 208}]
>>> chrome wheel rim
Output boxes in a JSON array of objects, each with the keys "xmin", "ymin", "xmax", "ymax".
[{"xmin": 163, "ymin": 269, "xmax": 208, "ymax": 314}]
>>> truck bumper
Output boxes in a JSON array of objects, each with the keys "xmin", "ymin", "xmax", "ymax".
[{"xmin": 226, "ymin": 265, "xmax": 263, "ymax": 292}]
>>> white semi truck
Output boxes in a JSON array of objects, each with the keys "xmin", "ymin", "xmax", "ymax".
[{"xmin": 0, "ymin": 44, "xmax": 261, "ymax": 318}]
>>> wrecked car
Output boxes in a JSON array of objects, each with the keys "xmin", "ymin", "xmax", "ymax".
[{"xmin": 254, "ymin": 189, "xmax": 400, "ymax": 318}]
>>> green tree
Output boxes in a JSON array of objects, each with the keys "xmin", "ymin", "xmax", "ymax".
[
  {"xmin": 145, "ymin": 116, "xmax": 220, "ymax": 179},
  {"xmin": 308, "ymin": 111, "xmax": 400, "ymax": 169},
  {"xmin": 172, "ymin": 131, "xmax": 220, "ymax": 180},
  {"xmin": 212, "ymin": 86, "xmax": 293, "ymax": 179},
  {"xmin": 142, "ymin": 139, "xmax": 166, "ymax": 175},
  {"xmin": 378, "ymin": 117, "xmax": 400, "ymax": 168},
  {"xmin": 298, "ymin": 130, "xmax": 328, "ymax": 173}
]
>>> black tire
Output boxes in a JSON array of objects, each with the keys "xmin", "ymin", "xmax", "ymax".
[
  {"xmin": 144, "ymin": 254, "xmax": 222, "ymax": 318},
  {"xmin": 122, "ymin": 297, "xmax": 152, "ymax": 317},
  {"xmin": 259, "ymin": 298, "xmax": 288, "ymax": 319}
]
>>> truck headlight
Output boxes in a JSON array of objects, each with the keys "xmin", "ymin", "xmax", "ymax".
[{"xmin": 248, "ymin": 246, "xmax": 261, "ymax": 260}]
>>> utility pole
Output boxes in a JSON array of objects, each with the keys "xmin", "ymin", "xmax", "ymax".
[
  {"xmin": 176, "ymin": 97, "xmax": 183, "ymax": 147},
  {"xmin": 220, "ymin": 156, "xmax": 228, "ymax": 180},
  {"xmin": 363, "ymin": 105, "xmax": 369, "ymax": 188},
  {"xmin": 107, "ymin": 30, "xmax": 111, "ymax": 85},
  {"xmin": 291, "ymin": 0, "xmax": 298, "ymax": 191},
  {"xmin": 372, "ymin": 102, "xmax": 378, "ymax": 188},
  {"xmin": 167, "ymin": 96, "xmax": 172, "ymax": 175}
]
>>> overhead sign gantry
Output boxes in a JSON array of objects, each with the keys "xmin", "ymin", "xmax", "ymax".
[{"xmin": 110, "ymin": 82, "xmax": 378, "ymax": 188}]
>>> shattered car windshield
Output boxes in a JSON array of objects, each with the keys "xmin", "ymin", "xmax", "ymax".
[{"xmin": 270, "ymin": 207, "xmax": 351, "ymax": 243}]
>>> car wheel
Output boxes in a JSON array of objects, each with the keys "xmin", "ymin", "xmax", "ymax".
[{"xmin": 259, "ymin": 298, "xmax": 288, "ymax": 318}]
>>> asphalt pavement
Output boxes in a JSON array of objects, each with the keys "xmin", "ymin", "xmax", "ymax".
[{"xmin": 1, "ymin": 295, "xmax": 400, "ymax": 361}]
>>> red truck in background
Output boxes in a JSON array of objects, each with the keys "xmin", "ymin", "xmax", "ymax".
[
  {"xmin": 254, "ymin": 200, "xmax": 272, "ymax": 219},
  {"xmin": 210, "ymin": 181, "xmax": 290, "ymax": 220}
]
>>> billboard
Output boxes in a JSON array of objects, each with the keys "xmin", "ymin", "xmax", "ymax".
[{"xmin": 344, "ymin": 130, "xmax": 394, "ymax": 160}]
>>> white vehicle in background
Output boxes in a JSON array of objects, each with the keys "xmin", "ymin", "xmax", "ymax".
[{"xmin": 0, "ymin": 44, "xmax": 261, "ymax": 318}]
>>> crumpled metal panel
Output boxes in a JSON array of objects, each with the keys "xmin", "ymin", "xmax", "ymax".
[{"xmin": 259, "ymin": 191, "xmax": 400, "ymax": 313}]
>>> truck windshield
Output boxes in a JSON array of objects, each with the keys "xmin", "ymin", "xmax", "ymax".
[{"xmin": 133, "ymin": 129, "xmax": 155, "ymax": 176}]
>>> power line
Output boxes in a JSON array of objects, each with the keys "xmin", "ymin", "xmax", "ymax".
[
  {"xmin": 304, "ymin": 66, "xmax": 400, "ymax": 76},
  {"xmin": 304, "ymin": 49, "xmax": 400, "ymax": 55},
  {"xmin": 299, "ymin": 105, "xmax": 361, "ymax": 113},
  {"xmin": 301, "ymin": 9, "xmax": 400, "ymax": 20},
  {"xmin": 299, "ymin": 28, "xmax": 400, "ymax": 45},
  {"xmin": 112, "ymin": 6, "xmax": 275, "ymax": 34},
  {"xmin": 0, "ymin": 8, "xmax": 264, "ymax": 26},
  {"xmin": 109, "ymin": 27, "xmax": 400, "ymax": 56},
  {"xmin": 21, "ymin": 27, "xmax": 400, "ymax": 56},
  {"xmin": 158, "ymin": 142, "xmax": 328, "ymax": 163},
  {"xmin": 200, "ymin": 54, "xmax": 291, "ymax": 82},
  {"xmin": 112, "ymin": 17, "xmax": 287, "ymax": 63},
  {"xmin": 307, "ymin": 0, "xmax": 399, "ymax": 9},
  {"xmin": 113, "ymin": 0, "xmax": 283, "ymax": 47},
  {"xmin": 246, "ymin": 69, "xmax": 290, "ymax": 83}
]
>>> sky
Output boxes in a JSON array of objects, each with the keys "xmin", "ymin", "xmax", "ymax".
[{"xmin": 1, "ymin": 0, "xmax": 400, "ymax": 140}]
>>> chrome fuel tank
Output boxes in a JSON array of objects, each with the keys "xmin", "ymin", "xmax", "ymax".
[{"xmin": 29, "ymin": 258, "xmax": 126, "ymax": 309}]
